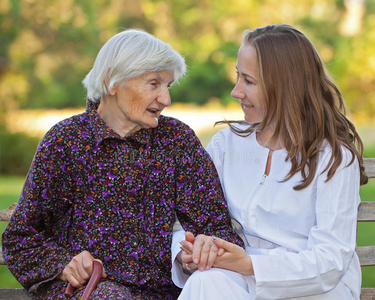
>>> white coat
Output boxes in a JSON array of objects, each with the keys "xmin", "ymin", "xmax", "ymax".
[{"xmin": 172, "ymin": 126, "xmax": 361, "ymax": 299}]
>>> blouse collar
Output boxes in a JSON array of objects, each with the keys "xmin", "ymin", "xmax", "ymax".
[{"xmin": 85, "ymin": 100, "xmax": 152, "ymax": 146}]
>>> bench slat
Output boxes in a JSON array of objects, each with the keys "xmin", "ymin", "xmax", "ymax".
[
  {"xmin": 0, "ymin": 247, "xmax": 4, "ymax": 265},
  {"xmin": 358, "ymin": 201, "xmax": 375, "ymax": 222},
  {"xmin": 356, "ymin": 246, "xmax": 375, "ymax": 266},
  {"xmin": 0, "ymin": 288, "xmax": 31, "ymax": 299},
  {"xmin": 364, "ymin": 158, "xmax": 375, "ymax": 178},
  {"xmin": 0, "ymin": 204, "xmax": 16, "ymax": 222},
  {"xmin": 360, "ymin": 288, "xmax": 375, "ymax": 300}
]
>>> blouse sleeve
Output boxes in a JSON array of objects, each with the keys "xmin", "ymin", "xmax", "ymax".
[
  {"xmin": 1, "ymin": 128, "xmax": 74, "ymax": 292},
  {"xmin": 171, "ymin": 126, "xmax": 244, "ymax": 285},
  {"xmin": 173, "ymin": 127, "xmax": 241, "ymax": 245},
  {"xmin": 205, "ymin": 131, "xmax": 225, "ymax": 187},
  {"xmin": 250, "ymin": 148, "xmax": 361, "ymax": 299},
  {"xmin": 171, "ymin": 219, "xmax": 191, "ymax": 288}
]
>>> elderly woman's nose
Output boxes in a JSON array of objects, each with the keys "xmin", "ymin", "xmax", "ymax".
[{"xmin": 157, "ymin": 90, "xmax": 171, "ymax": 106}]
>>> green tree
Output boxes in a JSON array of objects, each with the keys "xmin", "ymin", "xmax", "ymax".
[{"xmin": 0, "ymin": 0, "xmax": 374, "ymax": 119}]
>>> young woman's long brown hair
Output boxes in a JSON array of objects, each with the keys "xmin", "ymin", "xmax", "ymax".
[{"xmin": 220, "ymin": 24, "xmax": 367, "ymax": 190}]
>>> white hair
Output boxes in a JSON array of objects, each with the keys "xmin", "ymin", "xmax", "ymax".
[{"xmin": 82, "ymin": 29, "xmax": 187, "ymax": 101}]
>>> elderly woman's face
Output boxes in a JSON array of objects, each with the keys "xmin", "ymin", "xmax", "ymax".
[{"xmin": 112, "ymin": 71, "xmax": 174, "ymax": 132}]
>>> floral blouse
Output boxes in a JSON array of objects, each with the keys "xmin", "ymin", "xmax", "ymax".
[{"xmin": 2, "ymin": 101, "xmax": 243, "ymax": 299}]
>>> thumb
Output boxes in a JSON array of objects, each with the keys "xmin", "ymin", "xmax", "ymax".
[
  {"xmin": 212, "ymin": 236, "xmax": 234, "ymax": 252},
  {"xmin": 185, "ymin": 231, "xmax": 195, "ymax": 244},
  {"xmin": 94, "ymin": 259, "xmax": 107, "ymax": 278},
  {"xmin": 217, "ymin": 247, "xmax": 225, "ymax": 256}
]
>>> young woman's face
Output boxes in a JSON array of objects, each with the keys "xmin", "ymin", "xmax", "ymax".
[{"xmin": 231, "ymin": 44, "xmax": 265, "ymax": 124}]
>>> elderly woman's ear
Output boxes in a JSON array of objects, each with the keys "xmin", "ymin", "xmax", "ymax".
[
  {"xmin": 103, "ymin": 67, "xmax": 116, "ymax": 96},
  {"xmin": 107, "ymin": 85, "xmax": 117, "ymax": 96}
]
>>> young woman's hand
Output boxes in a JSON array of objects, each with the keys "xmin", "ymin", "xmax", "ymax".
[{"xmin": 212, "ymin": 236, "xmax": 254, "ymax": 276}]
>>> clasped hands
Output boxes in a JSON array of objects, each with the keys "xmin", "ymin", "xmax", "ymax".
[{"xmin": 176, "ymin": 231, "xmax": 254, "ymax": 276}]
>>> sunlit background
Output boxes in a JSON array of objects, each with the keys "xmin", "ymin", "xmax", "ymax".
[{"xmin": 1, "ymin": 0, "xmax": 375, "ymax": 288}]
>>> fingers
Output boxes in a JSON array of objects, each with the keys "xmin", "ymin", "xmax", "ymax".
[
  {"xmin": 185, "ymin": 231, "xmax": 195, "ymax": 244},
  {"xmin": 183, "ymin": 261, "xmax": 198, "ymax": 273},
  {"xmin": 212, "ymin": 236, "xmax": 234, "ymax": 252},
  {"xmin": 206, "ymin": 243, "xmax": 220, "ymax": 269},
  {"xmin": 61, "ymin": 251, "xmax": 97, "ymax": 288},
  {"xmin": 192, "ymin": 234, "xmax": 206, "ymax": 265},
  {"xmin": 193, "ymin": 235, "xmax": 219, "ymax": 271},
  {"xmin": 180, "ymin": 248, "xmax": 193, "ymax": 264},
  {"xmin": 178, "ymin": 247, "xmax": 197, "ymax": 273},
  {"xmin": 182, "ymin": 233, "xmax": 226, "ymax": 272},
  {"xmin": 211, "ymin": 237, "xmax": 254, "ymax": 275},
  {"xmin": 180, "ymin": 240, "xmax": 193, "ymax": 254}
]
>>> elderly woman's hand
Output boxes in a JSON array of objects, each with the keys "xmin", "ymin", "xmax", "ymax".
[
  {"xmin": 176, "ymin": 231, "xmax": 196, "ymax": 273},
  {"xmin": 180, "ymin": 231, "xmax": 225, "ymax": 272},
  {"xmin": 57, "ymin": 251, "xmax": 107, "ymax": 288}
]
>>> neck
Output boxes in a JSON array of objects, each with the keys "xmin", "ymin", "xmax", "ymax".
[
  {"xmin": 257, "ymin": 130, "xmax": 283, "ymax": 151},
  {"xmin": 97, "ymin": 96, "xmax": 140, "ymax": 138}
]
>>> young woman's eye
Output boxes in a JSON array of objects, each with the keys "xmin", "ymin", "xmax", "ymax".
[{"xmin": 245, "ymin": 79, "xmax": 253, "ymax": 85}]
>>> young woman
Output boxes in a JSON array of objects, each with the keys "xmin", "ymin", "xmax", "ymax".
[{"xmin": 173, "ymin": 24, "xmax": 367, "ymax": 299}]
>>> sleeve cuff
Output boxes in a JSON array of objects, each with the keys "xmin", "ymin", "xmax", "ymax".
[{"xmin": 171, "ymin": 219, "xmax": 191, "ymax": 287}]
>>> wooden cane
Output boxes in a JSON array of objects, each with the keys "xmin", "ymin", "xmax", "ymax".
[{"xmin": 64, "ymin": 260, "xmax": 103, "ymax": 299}]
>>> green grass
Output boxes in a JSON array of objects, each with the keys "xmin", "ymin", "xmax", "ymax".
[{"xmin": 0, "ymin": 175, "xmax": 24, "ymax": 288}]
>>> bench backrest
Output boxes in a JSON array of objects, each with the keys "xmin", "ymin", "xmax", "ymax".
[
  {"xmin": 356, "ymin": 158, "xmax": 375, "ymax": 299},
  {"xmin": 1, "ymin": 158, "xmax": 375, "ymax": 299}
]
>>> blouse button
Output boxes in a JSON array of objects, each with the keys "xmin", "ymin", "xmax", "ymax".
[{"xmin": 129, "ymin": 238, "xmax": 138, "ymax": 248}]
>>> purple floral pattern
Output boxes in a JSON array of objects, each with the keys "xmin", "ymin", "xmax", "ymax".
[{"xmin": 2, "ymin": 101, "xmax": 243, "ymax": 299}]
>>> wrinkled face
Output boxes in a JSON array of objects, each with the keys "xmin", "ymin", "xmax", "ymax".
[
  {"xmin": 113, "ymin": 71, "xmax": 174, "ymax": 131},
  {"xmin": 231, "ymin": 44, "xmax": 265, "ymax": 124}
]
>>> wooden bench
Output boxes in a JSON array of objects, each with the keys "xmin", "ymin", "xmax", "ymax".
[{"xmin": 1, "ymin": 158, "xmax": 375, "ymax": 299}]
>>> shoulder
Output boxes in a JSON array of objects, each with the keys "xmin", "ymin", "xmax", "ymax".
[
  {"xmin": 158, "ymin": 115, "xmax": 193, "ymax": 132},
  {"xmin": 156, "ymin": 115, "xmax": 198, "ymax": 141},
  {"xmin": 154, "ymin": 115, "xmax": 207, "ymax": 156},
  {"xmin": 38, "ymin": 112, "xmax": 88, "ymax": 148},
  {"xmin": 47, "ymin": 112, "xmax": 87, "ymax": 134},
  {"xmin": 208, "ymin": 124, "xmax": 254, "ymax": 149},
  {"xmin": 318, "ymin": 141, "xmax": 358, "ymax": 172}
]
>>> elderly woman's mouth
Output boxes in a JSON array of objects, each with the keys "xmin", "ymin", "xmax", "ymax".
[{"xmin": 147, "ymin": 108, "xmax": 162, "ymax": 114}]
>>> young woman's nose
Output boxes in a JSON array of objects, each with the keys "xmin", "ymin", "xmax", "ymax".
[{"xmin": 231, "ymin": 82, "xmax": 246, "ymax": 100}]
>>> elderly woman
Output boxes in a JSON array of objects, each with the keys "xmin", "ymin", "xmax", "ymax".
[{"xmin": 2, "ymin": 29, "xmax": 243, "ymax": 299}]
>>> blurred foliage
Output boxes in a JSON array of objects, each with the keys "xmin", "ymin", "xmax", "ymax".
[
  {"xmin": 0, "ymin": 0, "xmax": 374, "ymax": 120},
  {"xmin": 0, "ymin": 127, "xmax": 39, "ymax": 175}
]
